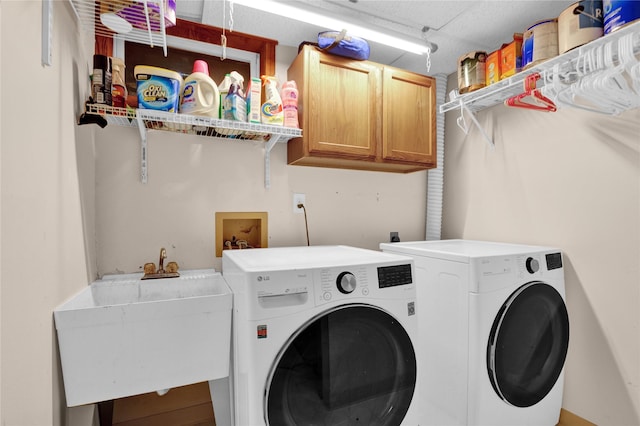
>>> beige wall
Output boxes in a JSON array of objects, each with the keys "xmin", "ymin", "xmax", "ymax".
[
  {"xmin": 1, "ymin": 1, "xmax": 95, "ymax": 425},
  {"xmin": 93, "ymin": 46, "xmax": 428, "ymax": 276},
  {"xmin": 443, "ymin": 74, "xmax": 640, "ymax": 424}
]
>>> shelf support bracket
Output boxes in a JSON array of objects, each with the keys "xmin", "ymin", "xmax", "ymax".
[
  {"xmin": 457, "ymin": 100, "xmax": 495, "ymax": 150},
  {"xmin": 264, "ymin": 135, "xmax": 283, "ymax": 190},
  {"xmin": 135, "ymin": 113, "xmax": 149, "ymax": 184}
]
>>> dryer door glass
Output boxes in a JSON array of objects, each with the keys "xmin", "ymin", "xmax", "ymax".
[
  {"xmin": 265, "ymin": 305, "xmax": 416, "ymax": 426},
  {"xmin": 487, "ymin": 282, "xmax": 569, "ymax": 407}
]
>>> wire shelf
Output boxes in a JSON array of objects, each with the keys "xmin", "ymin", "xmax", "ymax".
[
  {"xmin": 69, "ymin": 0, "xmax": 170, "ymax": 55},
  {"xmin": 86, "ymin": 104, "xmax": 138, "ymax": 126},
  {"xmin": 84, "ymin": 104, "xmax": 303, "ymax": 142},
  {"xmin": 136, "ymin": 109, "xmax": 303, "ymax": 141},
  {"xmin": 440, "ymin": 20, "xmax": 640, "ymax": 114}
]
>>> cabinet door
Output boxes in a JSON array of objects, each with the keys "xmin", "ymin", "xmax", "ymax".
[
  {"xmin": 381, "ymin": 67, "xmax": 436, "ymax": 165},
  {"xmin": 306, "ymin": 49, "xmax": 380, "ymax": 159}
]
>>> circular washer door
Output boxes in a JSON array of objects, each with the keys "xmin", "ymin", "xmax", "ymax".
[
  {"xmin": 487, "ymin": 282, "xmax": 570, "ymax": 407},
  {"xmin": 265, "ymin": 304, "xmax": 416, "ymax": 426}
]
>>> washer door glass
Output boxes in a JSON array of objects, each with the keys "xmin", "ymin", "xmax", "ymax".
[
  {"xmin": 265, "ymin": 304, "xmax": 416, "ymax": 426},
  {"xmin": 487, "ymin": 282, "xmax": 570, "ymax": 407}
]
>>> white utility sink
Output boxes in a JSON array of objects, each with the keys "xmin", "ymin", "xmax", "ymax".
[{"xmin": 54, "ymin": 269, "xmax": 232, "ymax": 407}]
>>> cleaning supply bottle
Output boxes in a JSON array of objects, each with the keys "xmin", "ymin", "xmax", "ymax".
[
  {"xmin": 180, "ymin": 60, "xmax": 219, "ymax": 118},
  {"xmin": 229, "ymin": 71, "xmax": 245, "ymax": 98},
  {"xmin": 246, "ymin": 77, "xmax": 262, "ymax": 124},
  {"xmin": 261, "ymin": 75, "xmax": 283, "ymax": 126},
  {"xmin": 92, "ymin": 54, "xmax": 112, "ymax": 105},
  {"xmin": 223, "ymin": 82, "xmax": 247, "ymax": 122},
  {"xmin": 111, "ymin": 57, "xmax": 127, "ymax": 108},
  {"xmin": 218, "ymin": 71, "xmax": 245, "ymax": 119},
  {"xmin": 218, "ymin": 73, "xmax": 232, "ymax": 119},
  {"xmin": 281, "ymin": 80, "xmax": 299, "ymax": 128}
]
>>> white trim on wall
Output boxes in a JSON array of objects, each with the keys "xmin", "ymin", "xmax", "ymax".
[{"xmin": 112, "ymin": 35, "xmax": 260, "ymax": 79}]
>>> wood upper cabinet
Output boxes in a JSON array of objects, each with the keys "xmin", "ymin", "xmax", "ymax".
[
  {"xmin": 382, "ymin": 67, "xmax": 436, "ymax": 164},
  {"xmin": 287, "ymin": 45, "xmax": 436, "ymax": 173}
]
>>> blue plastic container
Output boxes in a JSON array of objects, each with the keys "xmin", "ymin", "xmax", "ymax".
[{"xmin": 603, "ymin": 0, "xmax": 640, "ymax": 34}]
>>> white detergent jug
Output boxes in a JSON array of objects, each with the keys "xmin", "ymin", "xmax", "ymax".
[{"xmin": 180, "ymin": 60, "xmax": 219, "ymax": 118}]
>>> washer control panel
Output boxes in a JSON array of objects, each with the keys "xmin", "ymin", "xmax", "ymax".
[
  {"xmin": 316, "ymin": 263, "xmax": 413, "ymax": 305},
  {"xmin": 319, "ymin": 266, "xmax": 369, "ymax": 303}
]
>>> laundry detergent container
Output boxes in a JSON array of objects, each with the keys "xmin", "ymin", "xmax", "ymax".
[{"xmin": 135, "ymin": 65, "xmax": 183, "ymax": 112}]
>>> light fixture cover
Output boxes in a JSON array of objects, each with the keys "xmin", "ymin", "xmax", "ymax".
[
  {"xmin": 100, "ymin": 12, "xmax": 133, "ymax": 34},
  {"xmin": 232, "ymin": 0, "xmax": 432, "ymax": 55}
]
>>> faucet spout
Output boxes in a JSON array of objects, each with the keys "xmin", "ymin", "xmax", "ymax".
[
  {"xmin": 158, "ymin": 247, "xmax": 167, "ymax": 273},
  {"xmin": 142, "ymin": 247, "xmax": 179, "ymax": 280}
]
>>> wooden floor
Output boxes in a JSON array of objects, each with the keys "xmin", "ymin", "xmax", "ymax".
[
  {"xmin": 111, "ymin": 382, "xmax": 215, "ymax": 426},
  {"xmin": 558, "ymin": 409, "xmax": 597, "ymax": 426}
]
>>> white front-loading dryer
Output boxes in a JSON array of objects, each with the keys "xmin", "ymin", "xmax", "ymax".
[
  {"xmin": 381, "ymin": 239, "xmax": 569, "ymax": 426},
  {"xmin": 222, "ymin": 245, "xmax": 421, "ymax": 426}
]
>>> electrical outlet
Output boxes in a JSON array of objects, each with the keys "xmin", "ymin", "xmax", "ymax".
[{"xmin": 293, "ymin": 193, "xmax": 306, "ymax": 214}]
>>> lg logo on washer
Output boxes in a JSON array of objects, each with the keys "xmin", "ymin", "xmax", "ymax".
[{"xmin": 256, "ymin": 275, "xmax": 270, "ymax": 282}]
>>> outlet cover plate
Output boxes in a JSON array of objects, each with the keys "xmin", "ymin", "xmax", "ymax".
[{"xmin": 293, "ymin": 193, "xmax": 306, "ymax": 214}]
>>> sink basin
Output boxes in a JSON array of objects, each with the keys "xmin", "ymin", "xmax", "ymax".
[{"xmin": 54, "ymin": 269, "xmax": 232, "ymax": 407}]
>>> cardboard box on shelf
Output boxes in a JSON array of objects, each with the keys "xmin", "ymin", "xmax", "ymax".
[
  {"xmin": 486, "ymin": 50, "xmax": 501, "ymax": 86},
  {"xmin": 500, "ymin": 33, "xmax": 523, "ymax": 80}
]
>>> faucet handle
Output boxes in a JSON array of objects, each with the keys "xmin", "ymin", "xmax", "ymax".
[{"xmin": 144, "ymin": 263, "xmax": 156, "ymax": 275}]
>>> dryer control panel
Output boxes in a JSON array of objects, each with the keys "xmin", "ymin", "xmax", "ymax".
[
  {"xmin": 378, "ymin": 264, "xmax": 413, "ymax": 288},
  {"xmin": 473, "ymin": 251, "xmax": 564, "ymax": 293}
]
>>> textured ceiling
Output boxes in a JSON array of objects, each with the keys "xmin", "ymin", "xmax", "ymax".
[{"xmin": 176, "ymin": 0, "xmax": 576, "ymax": 76}]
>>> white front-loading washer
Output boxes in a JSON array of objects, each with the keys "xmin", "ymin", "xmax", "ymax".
[
  {"xmin": 222, "ymin": 245, "xmax": 421, "ymax": 426},
  {"xmin": 380, "ymin": 239, "xmax": 569, "ymax": 426}
]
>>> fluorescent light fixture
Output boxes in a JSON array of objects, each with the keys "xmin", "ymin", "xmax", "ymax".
[{"xmin": 232, "ymin": 0, "xmax": 431, "ymax": 55}]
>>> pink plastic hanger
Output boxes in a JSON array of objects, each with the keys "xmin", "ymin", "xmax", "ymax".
[{"xmin": 505, "ymin": 73, "xmax": 557, "ymax": 112}]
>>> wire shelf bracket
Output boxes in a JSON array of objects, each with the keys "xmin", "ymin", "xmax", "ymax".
[
  {"xmin": 83, "ymin": 105, "xmax": 302, "ymax": 188},
  {"xmin": 135, "ymin": 113, "xmax": 149, "ymax": 183},
  {"xmin": 450, "ymin": 94, "xmax": 495, "ymax": 150}
]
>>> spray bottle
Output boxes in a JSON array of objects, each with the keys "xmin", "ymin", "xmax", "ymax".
[
  {"xmin": 218, "ymin": 74, "xmax": 232, "ymax": 119},
  {"xmin": 261, "ymin": 75, "xmax": 283, "ymax": 126},
  {"xmin": 218, "ymin": 71, "xmax": 245, "ymax": 119},
  {"xmin": 223, "ymin": 82, "xmax": 247, "ymax": 122}
]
